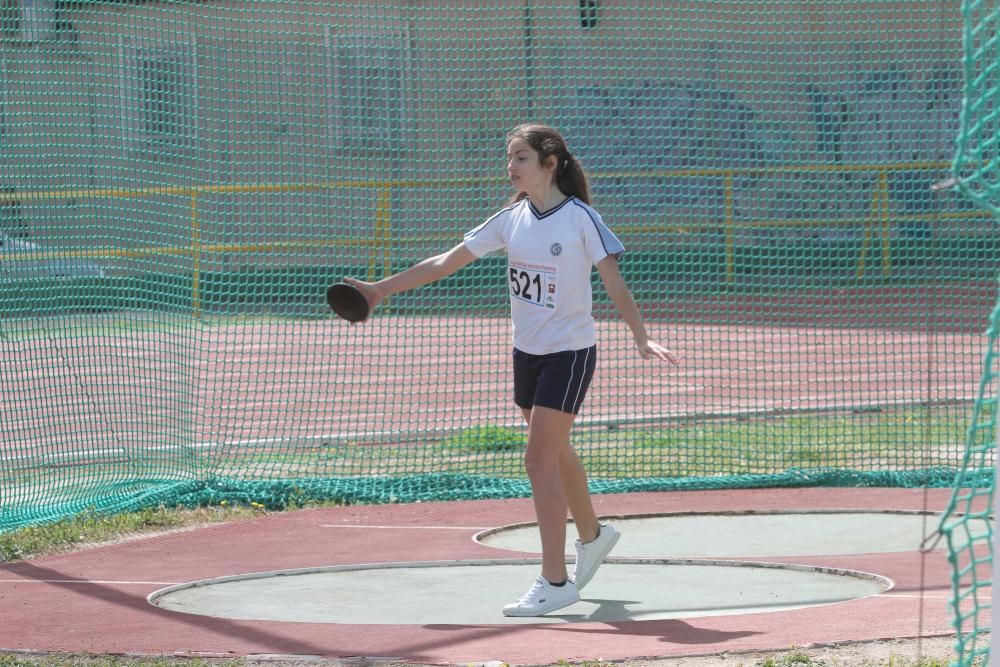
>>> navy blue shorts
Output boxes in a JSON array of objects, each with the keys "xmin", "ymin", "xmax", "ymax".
[{"xmin": 513, "ymin": 345, "xmax": 597, "ymax": 415}]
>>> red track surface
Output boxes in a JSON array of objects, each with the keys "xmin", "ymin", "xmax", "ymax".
[{"xmin": 0, "ymin": 488, "xmax": 980, "ymax": 664}]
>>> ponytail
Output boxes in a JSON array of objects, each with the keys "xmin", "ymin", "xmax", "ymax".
[{"xmin": 556, "ymin": 153, "xmax": 591, "ymax": 205}]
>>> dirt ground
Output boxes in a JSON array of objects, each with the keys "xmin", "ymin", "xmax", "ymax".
[
  {"xmin": 625, "ymin": 636, "xmax": 962, "ymax": 666},
  {"xmin": 240, "ymin": 636, "xmax": 959, "ymax": 666},
  {"xmin": 0, "ymin": 635, "xmax": 973, "ymax": 666},
  {"xmin": 231, "ymin": 636, "xmax": 963, "ymax": 666},
  {"xmin": 227, "ymin": 635, "xmax": 964, "ymax": 665}
]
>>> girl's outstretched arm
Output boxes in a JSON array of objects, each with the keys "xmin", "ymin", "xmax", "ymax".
[
  {"xmin": 344, "ymin": 242, "xmax": 478, "ymax": 313},
  {"xmin": 596, "ymin": 255, "xmax": 679, "ymax": 364}
]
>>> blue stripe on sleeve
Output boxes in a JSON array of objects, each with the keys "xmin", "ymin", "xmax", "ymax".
[{"xmin": 572, "ymin": 199, "xmax": 625, "ymax": 260}]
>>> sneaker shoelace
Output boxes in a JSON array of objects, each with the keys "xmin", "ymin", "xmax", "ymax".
[{"xmin": 517, "ymin": 578, "xmax": 547, "ymax": 604}]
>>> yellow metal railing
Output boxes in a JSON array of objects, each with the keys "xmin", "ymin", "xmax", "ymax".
[{"xmin": 1, "ymin": 160, "xmax": 986, "ymax": 315}]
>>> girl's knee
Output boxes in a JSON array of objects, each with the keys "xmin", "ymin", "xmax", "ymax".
[{"xmin": 523, "ymin": 443, "xmax": 561, "ymax": 478}]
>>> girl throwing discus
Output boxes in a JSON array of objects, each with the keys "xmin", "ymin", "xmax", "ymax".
[{"xmin": 344, "ymin": 123, "xmax": 679, "ymax": 616}]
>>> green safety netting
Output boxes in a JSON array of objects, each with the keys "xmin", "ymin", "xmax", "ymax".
[
  {"xmin": 0, "ymin": 2, "xmax": 995, "ymax": 613},
  {"xmin": 937, "ymin": 0, "xmax": 1000, "ymax": 663},
  {"xmin": 938, "ymin": 291, "xmax": 997, "ymax": 667}
]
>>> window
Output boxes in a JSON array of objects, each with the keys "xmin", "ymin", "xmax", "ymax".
[
  {"xmin": 0, "ymin": 56, "xmax": 7, "ymax": 147},
  {"xmin": 0, "ymin": 0, "xmax": 57, "ymax": 43},
  {"xmin": 325, "ymin": 28, "xmax": 407, "ymax": 150},
  {"xmin": 0, "ymin": 185, "xmax": 25, "ymax": 239},
  {"xmin": 119, "ymin": 38, "xmax": 198, "ymax": 156},
  {"xmin": 0, "ymin": 61, "xmax": 14, "ymax": 234},
  {"xmin": 0, "ymin": 0, "xmax": 24, "ymax": 38}
]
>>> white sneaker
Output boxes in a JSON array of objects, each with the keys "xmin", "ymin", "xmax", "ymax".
[
  {"xmin": 502, "ymin": 576, "xmax": 580, "ymax": 617},
  {"xmin": 572, "ymin": 523, "xmax": 620, "ymax": 590}
]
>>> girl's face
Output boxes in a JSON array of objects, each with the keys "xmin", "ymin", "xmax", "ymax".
[{"xmin": 507, "ymin": 137, "xmax": 556, "ymax": 196}]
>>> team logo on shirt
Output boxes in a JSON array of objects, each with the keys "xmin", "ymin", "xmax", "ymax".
[{"xmin": 550, "ymin": 243, "xmax": 562, "ymax": 256}]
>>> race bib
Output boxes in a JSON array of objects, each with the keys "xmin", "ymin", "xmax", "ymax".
[{"xmin": 508, "ymin": 261, "xmax": 557, "ymax": 309}]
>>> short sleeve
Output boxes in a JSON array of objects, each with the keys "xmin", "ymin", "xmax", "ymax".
[
  {"xmin": 463, "ymin": 208, "xmax": 511, "ymax": 257},
  {"xmin": 578, "ymin": 203, "xmax": 625, "ymax": 263}
]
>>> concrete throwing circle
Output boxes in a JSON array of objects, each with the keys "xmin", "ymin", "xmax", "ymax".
[
  {"xmin": 149, "ymin": 559, "xmax": 890, "ymax": 625},
  {"xmin": 475, "ymin": 511, "xmax": 973, "ymax": 558}
]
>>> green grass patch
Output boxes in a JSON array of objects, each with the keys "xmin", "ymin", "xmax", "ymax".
[
  {"xmin": 0, "ymin": 504, "xmax": 264, "ymax": 563},
  {"xmin": 577, "ymin": 406, "xmax": 969, "ymax": 480},
  {"xmin": 206, "ymin": 404, "xmax": 970, "ymax": 481},
  {"xmin": 439, "ymin": 425, "xmax": 527, "ymax": 453}
]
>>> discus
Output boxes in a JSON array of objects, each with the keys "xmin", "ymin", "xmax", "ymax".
[{"xmin": 326, "ymin": 282, "xmax": 370, "ymax": 323}]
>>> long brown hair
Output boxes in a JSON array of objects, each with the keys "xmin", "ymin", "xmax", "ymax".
[{"xmin": 506, "ymin": 124, "xmax": 592, "ymax": 205}]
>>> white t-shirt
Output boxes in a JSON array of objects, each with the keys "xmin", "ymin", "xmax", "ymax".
[{"xmin": 463, "ymin": 196, "xmax": 625, "ymax": 355}]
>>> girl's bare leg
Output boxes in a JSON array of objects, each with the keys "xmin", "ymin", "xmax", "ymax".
[
  {"xmin": 558, "ymin": 443, "xmax": 600, "ymax": 543},
  {"xmin": 521, "ymin": 406, "xmax": 599, "ymax": 582}
]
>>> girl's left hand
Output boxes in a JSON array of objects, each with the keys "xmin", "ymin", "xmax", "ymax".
[{"xmin": 638, "ymin": 340, "xmax": 680, "ymax": 365}]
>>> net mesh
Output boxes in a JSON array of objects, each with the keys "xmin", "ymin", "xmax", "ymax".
[
  {"xmin": 938, "ymin": 293, "xmax": 997, "ymax": 667},
  {"xmin": 952, "ymin": 0, "xmax": 1000, "ymax": 215},
  {"xmin": 936, "ymin": 0, "xmax": 1000, "ymax": 662},
  {"xmin": 0, "ymin": 2, "xmax": 996, "ymax": 546}
]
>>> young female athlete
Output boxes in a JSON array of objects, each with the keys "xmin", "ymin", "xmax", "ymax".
[{"xmin": 344, "ymin": 124, "xmax": 679, "ymax": 616}]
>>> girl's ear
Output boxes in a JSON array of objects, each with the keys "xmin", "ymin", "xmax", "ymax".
[{"xmin": 542, "ymin": 154, "xmax": 559, "ymax": 173}]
